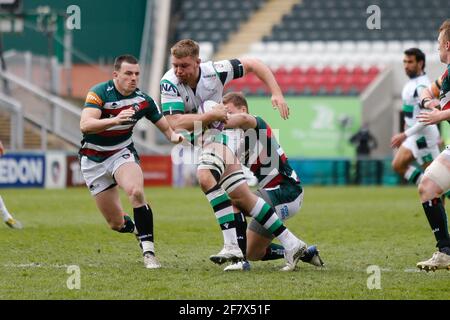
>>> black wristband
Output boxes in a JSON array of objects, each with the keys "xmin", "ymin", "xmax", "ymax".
[{"xmin": 420, "ymin": 98, "xmax": 431, "ymax": 109}]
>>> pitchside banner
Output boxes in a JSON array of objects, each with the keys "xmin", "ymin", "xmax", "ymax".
[
  {"xmin": 66, "ymin": 155, "xmax": 85, "ymax": 187},
  {"xmin": 139, "ymin": 155, "xmax": 172, "ymax": 186},
  {"xmin": 45, "ymin": 152, "xmax": 67, "ymax": 189},
  {"xmin": 0, "ymin": 153, "xmax": 45, "ymax": 188},
  {"xmin": 247, "ymin": 97, "xmax": 361, "ymax": 158}
]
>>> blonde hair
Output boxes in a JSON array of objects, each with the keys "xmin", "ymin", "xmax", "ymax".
[
  {"xmin": 170, "ymin": 39, "xmax": 199, "ymax": 59},
  {"xmin": 439, "ymin": 19, "xmax": 450, "ymax": 42},
  {"xmin": 222, "ymin": 92, "xmax": 249, "ymax": 112}
]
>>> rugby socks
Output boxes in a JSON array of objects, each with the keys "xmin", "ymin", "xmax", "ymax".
[
  {"xmin": 0, "ymin": 196, "xmax": 13, "ymax": 221},
  {"xmin": 249, "ymin": 197, "xmax": 300, "ymax": 251},
  {"xmin": 118, "ymin": 214, "xmax": 136, "ymax": 234},
  {"xmin": 234, "ymin": 212, "xmax": 247, "ymax": 258},
  {"xmin": 134, "ymin": 204, "xmax": 155, "ymax": 255},
  {"xmin": 404, "ymin": 166, "xmax": 423, "ymax": 185},
  {"xmin": 261, "ymin": 243, "xmax": 285, "ymax": 261},
  {"xmin": 205, "ymin": 185, "xmax": 238, "ymax": 246},
  {"xmin": 422, "ymin": 198, "xmax": 450, "ymax": 251}
]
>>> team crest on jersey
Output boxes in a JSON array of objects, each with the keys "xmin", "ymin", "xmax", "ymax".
[
  {"xmin": 132, "ymin": 103, "xmax": 140, "ymax": 112},
  {"xmin": 280, "ymin": 205, "xmax": 289, "ymax": 220}
]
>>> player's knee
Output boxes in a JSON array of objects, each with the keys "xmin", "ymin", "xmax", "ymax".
[
  {"xmin": 391, "ymin": 160, "xmax": 405, "ymax": 175},
  {"xmin": 196, "ymin": 169, "xmax": 215, "ymax": 192},
  {"xmin": 229, "ymin": 190, "xmax": 248, "ymax": 209},
  {"xmin": 418, "ymin": 178, "xmax": 438, "ymax": 201},
  {"xmin": 127, "ymin": 186, "xmax": 145, "ymax": 204}
]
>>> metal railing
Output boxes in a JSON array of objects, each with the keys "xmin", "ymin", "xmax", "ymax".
[
  {"xmin": 0, "ymin": 68, "xmax": 167, "ymax": 154},
  {"xmin": 0, "ymin": 92, "xmax": 23, "ymax": 150}
]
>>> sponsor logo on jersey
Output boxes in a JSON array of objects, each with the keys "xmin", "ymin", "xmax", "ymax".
[
  {"xmin": 107, "ymin": 86, "xmax": 114, "ymax": 91},
  {"xmin": 86, "ymin": 91, "xmax": 103, "ymax": 106},
  {"xmin": 280, "ymin": 205, "xmax": 289, "ymax": 220},
  {"xmin": 202, "ymin": 73, "xmax": 216, "ymax": 79},
  {"xmin": 161, "ymin": 82, "xmax": 178, "ymax": 96},
  {"xmin": 132, "ymin": 103, "xmax": 140, "ymax": 112}
]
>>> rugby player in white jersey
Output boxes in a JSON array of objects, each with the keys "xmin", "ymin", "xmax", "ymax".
[
  {"xmin": 413, "ymin": 20, "xmax": 450, "ymax": 271},
  {"xmin": 161, "ymin": 39, "xmax": 307, "ymax": 271},
  {"xmin": 391, "ymin": 48, "xmax": 440, "ymax": 186},
  {"xmin": 79, "ymin": 55, "xmax": 183, "ymax": 269}
]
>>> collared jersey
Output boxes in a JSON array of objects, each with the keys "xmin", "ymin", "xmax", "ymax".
[
  {"xmin": 239, "ymin": 116, "xmax": 301, "ymax": 189},
  {"xmin": 79, "ymin": 80, "xmax": 162, "ymax": 162},
  {"xmin": 402, "ymin": 74, "xmax": 431, "ymax": 128},
  {"xmin": 160, "ymin": 59, "xmax": 244, "ymax": 115}
]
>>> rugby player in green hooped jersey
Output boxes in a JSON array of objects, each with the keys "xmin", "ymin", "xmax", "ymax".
[
  {"xmin": 79, "ymin": 55, "xmax": 183, "ymax": 269},
  {"xmin": 414, "ymin": 19, "xmax": 450, "ymax": 272},
  {"xmin": 161, "ymin": 39, "xmax": 309, "ymax": 271},
  {"xmin": 220, "ymin": 92, "xmax": 324, "ymax": 271}
]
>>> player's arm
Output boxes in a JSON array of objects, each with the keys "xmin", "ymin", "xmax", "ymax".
[
  {"xmin": 419, "ymin": 81, "xmax": 441, "ymax": 110},
  {"xmin": 80, "ymin": 107, "xmax": 135, "ymax": 134},
  {"xmin": 417, "ymin": 108, "xmax": 450, "ymax": 125},
  {"xmin": 239, "ymin": 57, "xmax": 289, "ymax": 120},
  {"xmin": 0, "ymin": 140, "xmax": 4, "ymax": 156},
  {"xmin": 392, "ymin": 84, "xmax": 438, "ymax": 147},
  {"xmin": 224, "ymin": 113, "xmax": 257, "ymax": 130},
  {"xmin": 160, "ymin": 79, "xmax": 227, "ymax": 131},
  {"xmin": 153, "ymin": 116, "xmax": 184, "ymax": 144},
  {"xmin": 416, "ymin": 76, "xmax": 449, "ymax": 125},
  {"xmin": 165, "ymin": 108, "xmax": 228, "ymax": 132}
]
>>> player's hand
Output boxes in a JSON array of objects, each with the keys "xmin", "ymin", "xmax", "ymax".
[
  {"xmin": 417, "ymin": 108, "xmax": 442, "ymax": 125},
  {"xmin": 210, "ymin": 104, "xmax": 228, "ymax": 122},
  {"xmin": 170, "ymin": 132, "xmax": 184, "ymax": 144},
  {"xmin": 0, "ymin": 140, "xmax": 4, "ymax": 156},
  {"xmin": 390, "ymin": 133, "xmax": 406, "ymax": 148},
  {"xmin": 115, "ymin": 108, "xmax": 136, "ymax": 124},
  {"xmin": 271, "ymin": 94, "xmax": 289, "ymax": 120}
]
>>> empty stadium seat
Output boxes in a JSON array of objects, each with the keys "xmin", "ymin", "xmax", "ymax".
[{"xmin": 175, "ymin": 0, "xmax": 267, "ymax": 51}]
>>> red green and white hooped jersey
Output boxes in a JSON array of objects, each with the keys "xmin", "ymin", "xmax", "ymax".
[
  {"xmin": 160, "ymin": 59, "xmax": 244, "ymax": 116},
  {"xmin": 239, "ymin": 116, "xmax": 301, "ymax": 189},
  {"xmin": 80, "ymin": 80, "xmax": 162, "ymax": 162},
  {"xmin": 439, "ymin": 65, "xmax": 450, "ymax": 112}
]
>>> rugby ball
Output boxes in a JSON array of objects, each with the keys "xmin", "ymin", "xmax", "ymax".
[{"xmin": 198, "ymin": 100, "xmax": 224, "ymax": 131}]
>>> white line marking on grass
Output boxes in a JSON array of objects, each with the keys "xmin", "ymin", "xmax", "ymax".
[{"xmin": 404, "ymin": 268, "xmax": 421, "ymax": 273}]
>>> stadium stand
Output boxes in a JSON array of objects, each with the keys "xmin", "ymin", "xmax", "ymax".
[
  {"xmin": 222, "ymin": 0, "xmax": 449, "ymax": 95},
  {"xmin": 174, "ymin": 0, "xmax": 267, "ymax": 51},
  {"xmin": 264, "ymin": 0, "xmax": 449, "ymax": 42}
]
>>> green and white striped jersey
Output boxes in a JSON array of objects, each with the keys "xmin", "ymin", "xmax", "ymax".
[
  {"xmin": 160, "ymin": 59, "xmax": 244, "ymax": 115},
  {"xmin": 402, "ymin": 74, "xmax": 431, "ymax": 128}
]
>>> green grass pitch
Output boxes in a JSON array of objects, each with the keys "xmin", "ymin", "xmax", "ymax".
[{"xmin": 0, "ymin": 186, "xmax": 448, "ymax": 300}]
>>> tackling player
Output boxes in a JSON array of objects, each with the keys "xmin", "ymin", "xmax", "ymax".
[{"xmin": 220, "ymin": 92, "xmax": 323, "ymax": 271}]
